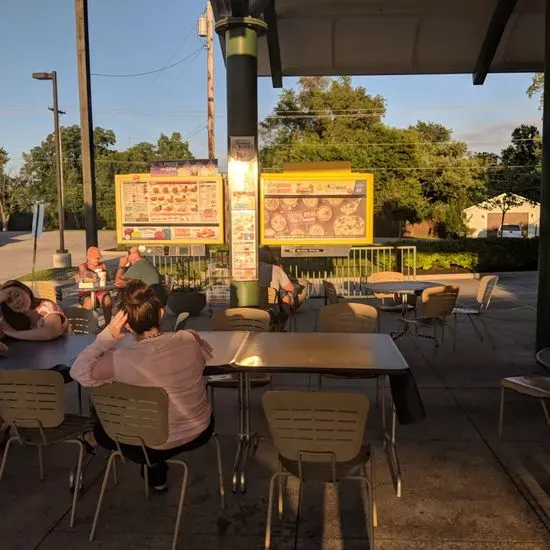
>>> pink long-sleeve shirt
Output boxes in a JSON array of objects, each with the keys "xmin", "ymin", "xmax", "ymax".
[{"xmin": 70, "ymin": 329, "xmax": 212, "ymax": 450}]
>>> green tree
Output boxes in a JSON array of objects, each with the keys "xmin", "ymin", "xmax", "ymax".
[
  {"xmin": 0, "ymin": 149, "xmax": 24, "ymax": 231},
  {"xmin": 483, "ymin": 125, "xmax": 542, "ymax": 231},
  {"xmin": 527, "ymin": 73, "xmax": 544, "ymax": 109}
]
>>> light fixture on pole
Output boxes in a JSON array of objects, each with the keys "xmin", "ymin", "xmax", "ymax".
[{"xmin": 32, "ymin": 71, "xmax": 71, "ymax": 268}]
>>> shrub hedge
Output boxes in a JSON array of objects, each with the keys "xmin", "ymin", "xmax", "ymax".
[{"xmin": 399, "ymin": 238, "xmax": 539, "ymax": 273}]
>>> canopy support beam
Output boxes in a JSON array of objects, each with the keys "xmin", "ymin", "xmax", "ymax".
[{"xmin": 473, "ymin": 0, "xmax": 517, "ymax": 85}]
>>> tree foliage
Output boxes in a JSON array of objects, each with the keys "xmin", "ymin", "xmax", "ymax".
[
  {"xmin": 527, "ymin": 73, "xmax": 544, "ymax": 109},
  {"xmin": 0, "ymin": 148, "xmax": 24, "ymax": 231},
  {"xmin": 260, "ymin": 77, "xmax": 486, "ymax": 234},
  {"xmin": 17, "ymin": 129, "xmax": 194, "ymax": 229}
]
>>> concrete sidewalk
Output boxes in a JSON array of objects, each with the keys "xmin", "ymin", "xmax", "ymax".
[{"xmin": 1, "ymin": 274, "xmax": 550, "ymax": 549}]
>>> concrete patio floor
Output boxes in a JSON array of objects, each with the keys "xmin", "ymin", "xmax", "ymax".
[{"xmin": 2, "ymin": 273, "xmax": 550, "ymax": 549}]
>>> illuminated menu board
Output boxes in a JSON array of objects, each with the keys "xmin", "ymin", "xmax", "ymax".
[
  {"xmin": 115, "ymin": 174, "xmax": 224, "ymax": 245},
  {"xmin": 260, "ymin": 173, "xmax": 374, "ymax": 245}
]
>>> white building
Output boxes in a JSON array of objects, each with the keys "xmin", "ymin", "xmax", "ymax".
[{"xmin": 464, "ymin": 193, "xmax": 540, "ymax": 238}]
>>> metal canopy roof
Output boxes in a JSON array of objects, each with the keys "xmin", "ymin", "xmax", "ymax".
[{"xmin": 213, "ymin": 0, "xmax": 545, "ymax": 87}]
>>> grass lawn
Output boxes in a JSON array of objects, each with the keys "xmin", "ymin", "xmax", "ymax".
[{"xmin": 18, "ymin": 267, "xmax": 77, "ymax": 282}]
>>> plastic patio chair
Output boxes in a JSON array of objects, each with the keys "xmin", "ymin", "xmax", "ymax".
[
  {"xmin": 262, "ymin": 391, "xmax": 376, "ymax": 550},
  {"xmin": 398, "ymin": 285, "xmax": 459, "ymax": 348},
  {"xmin": 499, "ymin": 376, "xmax": 550, "ymax": 436},
  {"xmin": 453, "ymin": 275, "xmax": 499, "ymax": 349},
  {"xmin": 208, "ymin": 308, "xmax": 272, "ymax": 406},
  {"xmin": 88, "ymin": 382, "xmax": 225, "ymax": 550},
  {"xmin": 65, "ymin": 307, "xmax": 99, "ymax": 335},
  {"xmin": 0, "ymin": 370, "xmax": 95, "ymax": 527},
  {"xmin": 33, "ymin": 281, "xmax": 61, "ymax": 303},
  {"xmin": 322, "ymin": 280, "xmax": 344, "ymax": 305}
]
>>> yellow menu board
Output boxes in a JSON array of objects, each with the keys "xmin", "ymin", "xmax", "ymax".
[
  {"xmin": 115, "ymin": 173, "xmax": 224, "ymax": 245},
  {"xmin": 260, "ymin": 169, "xmax": 374, "ymax": 245}
]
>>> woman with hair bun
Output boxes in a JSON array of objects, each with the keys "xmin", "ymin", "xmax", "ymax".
[{"xmin": 70, "ymin": 280, "xmax": 213, "ymax": 492}]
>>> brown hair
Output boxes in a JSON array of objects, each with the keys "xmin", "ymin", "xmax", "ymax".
[
  {"xmin": 118, "ymin": 280, "xmax": 162, "ymax": 335},
  {"xmin": 0, "ymin": 280, "xmax": 41, "ymax": 331},
  {"xmin": 259, "ymin": 245, "xmax": 274, "ymax": 265}
]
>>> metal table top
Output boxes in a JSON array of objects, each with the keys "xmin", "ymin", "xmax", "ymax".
[
  {"xmin": 232, "ymin": 332, "xmax": 409, "ymax": 375},
  {"xmin": 364, "ymin": 281, "xmax": 443, "ymax": 295}
]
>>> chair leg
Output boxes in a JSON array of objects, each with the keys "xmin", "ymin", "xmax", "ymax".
[
  {"xmin": 170, "ymin": 461, "xmax": 189, "ymax": 550},
  {"xmin": 265, "ymin": 472, "xmax": 286, "ymax": 550},
  {"xmin": 90, "ymin": 452, "xmax": 120, "ymax": 542},
  {"xmin": 499, "ymin": 386, "xmax": 505, "ymax": 437},
  {"xmin": 478, "ymin": 316, "xmax": 495, "ymax": 350},
  {"xmin": 370, "ymin": 449, "xmax": 377, "ymax": 528},
  {"xmin": 67, "ymin": 439, "xmax": 85, "ymax": 527},
  {"xmin": 317, "ymin": 375, "xmax": 323, "ymax": 391},
  {"xmin": 112, "ymin": 459, "xmax": 119, "ymax": 486},
  {"xmin": 277, "ymin": 462, "xmax": 285, "ymax": 520},
  {"xmin": 453, "ymin": 314, "xmax": 458, "ymax": 353},
  {"xmin": 143, "ymin": 465, "xmax": 150, "ymax": 499},
  {"xmin": 540, "ymin": 399, "xmax": 550, "ymax": 426},
  {"xmin": 0, "ymin": 436, "xmax": 16, "ymax": 482},
  {"xmin": 212, "ymin": 433, "xmax": 226, "ymax": 510},
  {"xmin": 468, "ymin": 314, "xmax": 484, "ymax": 343},
  {"xmin": 38, "ymin": 445, "xmax": 45, "ymax": 480}
]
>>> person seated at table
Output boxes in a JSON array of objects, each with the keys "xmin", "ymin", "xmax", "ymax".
[
  {"xmin": 77, "ymin": 246, "xmax": 113, "ymax": 324},
  {"xmin": 115, "ymin": 246, "xmax": 166, "ymax": 305},
  {"xmin": 70, "ymin": 280, "xmax": 213, "ymax": 492},
  {"xmin": 0, "ymin": 280, "xmax": 68, "ymax": 352},
  {"xmin": 259, "ymin": 246, "xmax": 297, "ymax": 324}
]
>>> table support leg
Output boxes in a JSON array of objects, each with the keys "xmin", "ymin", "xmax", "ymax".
[
  {"xmin": 390, "ymin": 294, "xmax": 409, "ymax": 341},
  {"xmin": 231, "ymin": 373, "xmax": 258, "ymax": 494},
  {"xmin": 384, "ymin": 404, "xmax": 402, "ymax": 498}
]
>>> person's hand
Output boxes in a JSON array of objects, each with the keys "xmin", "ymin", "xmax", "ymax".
[
  {"xmin": 108, "ymin": 310, "xmax": 128, "ymax": 341},
  {"xmin": 118, "ymin": 256, "xmax": 129, "ymax": 269}
]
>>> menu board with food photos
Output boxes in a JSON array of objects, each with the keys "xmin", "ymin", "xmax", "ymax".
[
  {"xmin": 115, "ymin": 174, "xmax": 224, "ymax": 245},
  {"xmin": 260, "ymin": 175, "xmax": 374, "ymax": 245}
]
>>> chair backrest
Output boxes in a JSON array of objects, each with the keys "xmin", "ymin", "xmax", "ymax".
[
  {"xmin": 419, "ymin": 285, "xmax": 459, "ymax": 319},
  {"xmin": 259, "ymin": 286, "xmax": 279, "ymax": 308},
  {"xmin": 323, "ymin": 280, "xmax": 339, "ymax": 305},
  {"xmin": 65, "ymin": 307, "xmax": 99, "ymax": 335},
  {"xmin": 0, "ymin": 370, "xmax": 65, "ymax": 429},
  {"xmin": 368, "ymin": 271, "xmax": 405, "ymax": 283},
  {"xmin": 33, "ymin": 281, "xmax": 59, "ymax": 303},
  {"xmin": 211, "ymin": 307, "xmax": 271, "ymax": 332},
  {"xmin": 175, "ymin": 311, "xmax": 190, "ymax": 331},
  {"xmin": 319, "ymin": 302, "xmax": 378, "ymax": 333},
  {"xmin": 476, "ymin": 275, "xmax": 499, "ymax": 310},
  {"xmin": 88, "ymin": 382, "xmax": 169, "ymax": 448},
  {"xmin": 296, "ymin": 279, "xmax": 310, "ymax": 304},
  {"xmin": 262, "ymin": 391, "xmax": 369, "ymax": 463}
]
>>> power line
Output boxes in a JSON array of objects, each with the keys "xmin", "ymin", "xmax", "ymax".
[{"xmin": 91, "ymin": 47, "xmax": 204, "ymax": 78}]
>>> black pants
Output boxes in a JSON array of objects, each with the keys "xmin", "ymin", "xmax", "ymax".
[{"xmin": 93, "ymin": 416, "xmax": 215, "ymax": 487}]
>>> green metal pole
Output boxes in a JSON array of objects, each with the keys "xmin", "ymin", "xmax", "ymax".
[
  {"xmin": 217, "ymin": 17, "xmax": 267, "ymax": 307},
  {"xmin": 536, "ymin": 0, "xmax": 550, "ymax": 350}
]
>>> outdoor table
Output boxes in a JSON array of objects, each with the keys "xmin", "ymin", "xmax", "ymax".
[
  {"xmin": 218, "ymin": 331, "xmax": 425, "ymax": 497},
  {"xmin": 536, "ymin": 347, "xmax": 550, "ymax": 372},
  {"xmin": 364, "ymin": 281, "xmax": 443, "ymax": 338}
]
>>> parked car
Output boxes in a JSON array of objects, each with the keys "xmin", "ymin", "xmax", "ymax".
[{"xmin": 498, "ymin": 224, "xmax": 524, "ymax": 238}]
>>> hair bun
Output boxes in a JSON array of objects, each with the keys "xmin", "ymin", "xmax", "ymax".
[{"xmin": 121, "ymin": 280, "xmax": 154, "ymax": 307}]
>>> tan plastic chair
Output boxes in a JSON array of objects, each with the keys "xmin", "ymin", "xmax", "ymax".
[
  {"xmin": 0, "ymin": 370, "xmax": 95, "ymax": 527},
  {"xmin": 499, "ymin": 376, "xmax": 550, "ymax": 436},
  {"xmin": 88, "ymin": 383, "xmax": 225, "ymax": 550},
  {"xmin": 33, "ymin": 281, "xmax": 60, "ymax": 303},
  {"xmin": 208, "ymin": 308, "xmax": 272, "ymax": 400},
  {"xmin": 453, "ymin": 275, "xmax": 499, "ymax": 349},
  {"xmin": 65, "ymin": 306, "xmax": 99, "ymax": 335},
  {"xmin": 399, "ymin": 285, "xmax": 459, "ymax": 348},
  {"xmin": 262, "ymin": 391, "xmax": 376, "ymax": 550}
]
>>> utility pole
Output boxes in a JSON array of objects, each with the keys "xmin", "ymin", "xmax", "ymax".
[
  {"xmin": 75, "ymin": 0, "xmax": 98, "ymax": 248},
  {"xmin": 206, "ymin": 1, "xmax": 215, "ymax": 160}
]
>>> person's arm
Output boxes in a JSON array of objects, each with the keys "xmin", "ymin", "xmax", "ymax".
[
  {"xmin": 70, "ymin": 311, "xmax": 127, "ymax": 387},
  {"xmin": 77, "ymin": 263, "xmax": 97, "ymax": 283},
  {"xmin": 115, "ymin": 256, "xmax": 129, "ymax": 288},
  {"xmin": 3, "ymin": 314, "xmax": 66, "ymax": 341},
  {"xmin": 276, "ymin": 267, "xmax": 295, "ymax": 293}
]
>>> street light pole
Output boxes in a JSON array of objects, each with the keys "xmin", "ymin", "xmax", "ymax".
[
  {"xmin": 51, "ymin": 71, "xmax": 66, "ymax": 254},
  {"xmin": 32, "ymin": 71, "xmax": 72, "ymax": 268}
]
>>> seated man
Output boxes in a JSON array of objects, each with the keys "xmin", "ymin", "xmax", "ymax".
[
  {"xmin": 115, "ymin": 246, "xmax": 166, "ymax": 305},
  {"xmin": 259, "ymin": 246, "xmax": 296, "ymax": 325},
  {"xmin": 77, "ymin": 246, "xmax": 112, "ymax": 324}
]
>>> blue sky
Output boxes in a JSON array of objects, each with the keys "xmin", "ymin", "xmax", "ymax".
[{"xmin": 1, "ymin": 0, "xmax": 542, "ymax": 173}]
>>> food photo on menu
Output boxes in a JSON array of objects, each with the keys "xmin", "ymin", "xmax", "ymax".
[{"xmin": 263, "ymin": 196, "xmax": 366, "ymax": 239}]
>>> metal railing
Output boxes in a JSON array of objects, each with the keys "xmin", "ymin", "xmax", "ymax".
[
  {"xmin": 148, "ymin": 245, "xmax": 416, "ymax": 299},
  {"xmin": 284, "ymin": 246, "xmax": 417, "ymax": 298}
]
